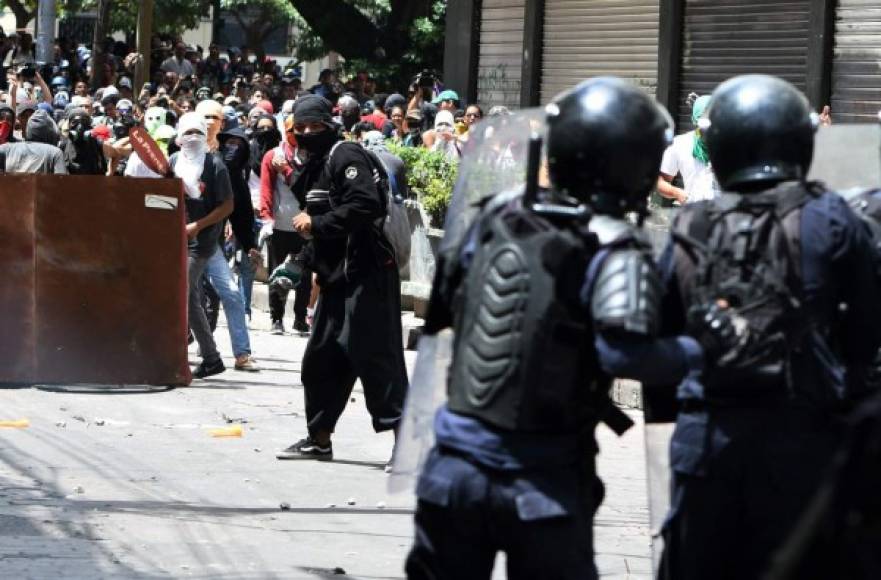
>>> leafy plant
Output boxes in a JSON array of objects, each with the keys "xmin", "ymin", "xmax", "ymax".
[{"xmin": 388, "ymin": 143, "xmax": 458, "ymax": 227}]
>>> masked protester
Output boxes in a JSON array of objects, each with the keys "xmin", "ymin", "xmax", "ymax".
[
  {"xmin": 0, "ymin": 109, "xmax": 66, "ymax": 174},
  {"xmin": 169, "ymin": 112, "xmax": 234, "ymax": 379},
  {"xmin": 257, "ymin": 113, "xmax": 312, "ymax": 335},
  {"xmin": 0, "ymin": 104, "xmax": 16, "ymax": 145},
  {"xmin": 59, "ymin": 108, "xmax": 107, "ymax": 175},
  {"xmin": 275, "ymin": 94, "xmax": 408, "ymax": 463},
  {"xmin": 657, "ymin": 95, "xmax": 721, "ymax": 204},
  {"xmin": 218, "ymin": 113, "xmax": 261, "ymax": 324},
  {"xmin": 195, "ymin": 98, "xmax": 260, "ymax": 373}
]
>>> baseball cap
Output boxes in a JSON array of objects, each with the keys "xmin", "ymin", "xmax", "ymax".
[
  {"xmin": 432, "ymin": 90, "xmax": 460, "ymax": 105},
  {"xmin": 118, "ymin": 77, "xmax": 133, "ymax": 90}
]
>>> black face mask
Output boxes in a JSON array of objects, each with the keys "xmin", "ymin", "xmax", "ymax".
[
  {"xmin": 222, "ymin": 139, "xmax": 248, "ymax": 168},
  {"xmin": 295, "ymin": 129, "xmax": 337, "ymax": 156},
  {"xmin": 254, "ymin": 128, "xmax": 273, "ymax": 143}
]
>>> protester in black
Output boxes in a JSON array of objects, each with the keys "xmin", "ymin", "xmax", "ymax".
[{"xmin": 275, "ymin": 95, "xmax": 408, "ymax": 461}]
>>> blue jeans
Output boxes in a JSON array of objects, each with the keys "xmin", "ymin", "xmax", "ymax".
[
  {"xmin": 205, "ymin": 249, "xmax": 251, "ymax": 358},
  {"xmin": 237, "ymin": 218, "xmax": 262, "ymax": 318},
  {"xmin": 237, "ymin": 248, "xmax": 256, "ymax": 318}
]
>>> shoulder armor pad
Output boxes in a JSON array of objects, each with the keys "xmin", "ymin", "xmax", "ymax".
[
  {"xmin": 589, "ymin": 215, "xmax": 651, "ymax": 248},
  {"xmin": 481, "ymin": 187, "xmax": 524, "ymax": 215},
  {"xmin": 591, "ymin": 248, "xmax": 662, "ymax": 336}
]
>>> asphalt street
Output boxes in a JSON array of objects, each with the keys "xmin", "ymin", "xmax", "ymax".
[{"xmin": 0, "ymin": 312, "xmax": 651, "ymax": 579}]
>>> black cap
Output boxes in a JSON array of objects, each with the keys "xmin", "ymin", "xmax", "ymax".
[{"xmin": 293, "ymin": 94, "xmax": 334, "ymax": 125}]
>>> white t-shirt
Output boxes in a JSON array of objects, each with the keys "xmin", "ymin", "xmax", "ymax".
[{"xmin": 660, "ymin": 131, "xmax": 720, "ymax": 203}]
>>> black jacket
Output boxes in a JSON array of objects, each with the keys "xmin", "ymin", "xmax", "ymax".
[
  {"xmin": 219, "ymin": 126, "xmax": 256, "ymax": 251},
  {"xmin": 297, "ymin": 140, "xmax": 391, "ymax": 287}
]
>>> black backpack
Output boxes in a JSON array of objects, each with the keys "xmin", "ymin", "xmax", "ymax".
[{"xmin": 673, "ymin": 181, "xmax": 821, "ymax": 395}]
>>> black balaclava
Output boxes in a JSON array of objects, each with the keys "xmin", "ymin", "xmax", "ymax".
[
  {"xmin": 292, "ymin": 94, "xmax": 339, "ymax": 157},
  {"xmin": 249, "ymin": 114, "xmax": 281, "ymax": 176}
]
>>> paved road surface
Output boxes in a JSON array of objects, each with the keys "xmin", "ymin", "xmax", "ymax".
[{"xmin": 0, "ymin": 316, "xmax": 651, "ymax": 579}]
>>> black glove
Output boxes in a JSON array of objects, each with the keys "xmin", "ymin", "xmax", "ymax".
[{"xmin": 687, "ymin": 302, "xmax": 740, "ymax": 363}]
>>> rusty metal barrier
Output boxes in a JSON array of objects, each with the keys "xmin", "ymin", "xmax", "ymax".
[{"xmin": 0, "ymin": 175, "xmax": 190, "ymax": 386}]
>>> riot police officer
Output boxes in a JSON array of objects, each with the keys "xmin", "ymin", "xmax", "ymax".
[
  {"xmin": 656, "ymin": 74, "xmax": 881, "ymax": 579},
  {"xmin": 404, "ymin": 77, "xmax": 706, "ymax": 579}
]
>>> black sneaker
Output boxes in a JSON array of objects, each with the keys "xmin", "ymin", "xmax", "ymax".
[
  {"xmin": 292, "ymin": 319, "xmax": 310, "ymax": 335},
  {"xmin": 271, "ymin": 320, "xmax": 285, "ymax": 335},
  {"xmin": 193, "ymin": 358, "xmax": 225, "ymax": 379},
  {"xmin": 276, "ymin": 437, "xmax": 333, "ymax": 460}
]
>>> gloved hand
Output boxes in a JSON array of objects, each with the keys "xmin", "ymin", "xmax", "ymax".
[
  {"xmin": 258, "ymin": 221, "xmax": 274, "ymax": 247},
  {"xmin": 687, "ymin": 302, "xmax": 741, "ymax": 363}
]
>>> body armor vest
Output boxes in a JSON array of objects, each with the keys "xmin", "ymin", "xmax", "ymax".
[{"xmin": 447, "ymin": 204, "xmax": 600, "ymax": 433}]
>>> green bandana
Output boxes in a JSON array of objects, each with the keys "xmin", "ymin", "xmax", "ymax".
[
  {"xmin": 693, "ymin": 130, "xmax": 710, "ymax": 165},
  {"xmin": 691, "ymin": 95, "xmax": 712, "ymax": 164}
]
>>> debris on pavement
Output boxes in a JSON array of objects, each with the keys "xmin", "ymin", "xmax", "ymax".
[
  {"xmin": 346, "ymin": 497, "xmax": 357, "ymax": 506},
  {"xmin": 0, "ymin": 418, "xmax": 30, "ymax": 428},
  {"xmin": 210, "ymin": 424, "xmax": 243, "ymax": 438},
  {"xmin": 279, "ymin": 502, "xmax": 291, "ymax": 511}
]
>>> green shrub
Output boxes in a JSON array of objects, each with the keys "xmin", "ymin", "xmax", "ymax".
[{"xmin": 388, "ymin": 143, "xmax": 458, "ymax": 226}]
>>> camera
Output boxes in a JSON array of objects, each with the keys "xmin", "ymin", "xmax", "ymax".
[{"xmin": 18, "ymin": 64, "xmax": 36, "ymax": 80}]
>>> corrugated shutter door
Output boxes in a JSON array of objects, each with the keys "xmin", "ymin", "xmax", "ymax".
[
  {"xmin": 540, "ymin": 0, "xmax": 660, "ymax": 105},
  {"xmin": 831, "ymin": 0, "xmax": 881, "ymax": 123},
  {"xmin": 477, "ymin": 0, "xmax": 526, "ymax": 109},
  {"xmin": 678, "ymin": 0, "xmax": 810, "ymax": 128}
]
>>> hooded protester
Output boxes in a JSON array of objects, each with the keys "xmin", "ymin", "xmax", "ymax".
[
  {"xmin": 422, "ymin": 109, "xmax": 461, "ymax": 159},
  {"xmin": 59, "ymin": 108, "xmax": 107, "ymax": 175},
  {"xmin": 257, "ymin": 112, "xmax": 311, "ymax": 335},
  {"xmin": 169, "ymin": 112, "xmax": 233, "ymax": 379},
  {"xmin": 275, "ymin": 94, "xmax": 408, "ymax": 464},
  {"xmin": 0, "ymin": 109, "xmax": 66, "ymax": 174},
  {"xmin": 658, "ymin": 94, "xmax": 720, "ymax": 204}
]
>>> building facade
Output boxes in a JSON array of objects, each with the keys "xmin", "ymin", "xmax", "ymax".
[{"xmin": 445, "ymin": 0, "xmax": 881, "ymax": 127}]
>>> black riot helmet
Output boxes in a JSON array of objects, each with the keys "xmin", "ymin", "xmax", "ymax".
[
  {"xmin": 704, "ymin": 75, "xmax": 818, "ymax": 192},
  {"xmin": 545, "ymin": 77, "xmax": 673, "ymax": 216}
]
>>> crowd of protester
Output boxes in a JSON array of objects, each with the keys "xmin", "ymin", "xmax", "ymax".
[{"xmin": 0, "ymin": 30, "xmax": 498, "ymax": 367}]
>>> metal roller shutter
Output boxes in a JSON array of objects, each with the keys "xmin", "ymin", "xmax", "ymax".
[
  {"xmin": 831, "ymin": 0, "xmax": 881, "ymax": 123},
  {"xmin": 540, "ymin": 0, "xmax": 660, "ymax": 105},
  {"xmin": 477, "ymin": 0, "xmax": 526, "ymax": 109},
  {"xmin": 677, "ymin": 0, "xmax": 811, "ymax": 129}
]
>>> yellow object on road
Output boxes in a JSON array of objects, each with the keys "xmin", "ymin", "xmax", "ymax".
[
  {"xmin": 0, "ymin": 418, "xmax": 30, "ymax": 428},
  {"xmin": 210, "ymin": 424, "xmax": 243, "ymax": 438}
]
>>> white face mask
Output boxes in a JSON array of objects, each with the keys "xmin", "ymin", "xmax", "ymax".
[
  {"xmin": 175, "ymin": 133, "xmax": 208, "ymax": 198},
  {"xmin": 179, "ymin": 133, "xmax": 207, "ymax": 159}
]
